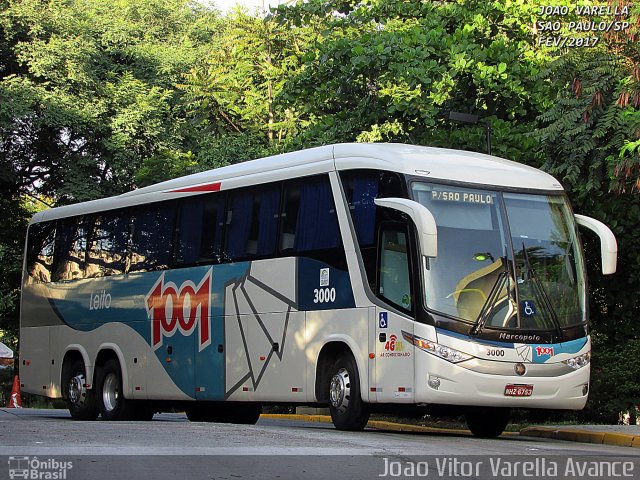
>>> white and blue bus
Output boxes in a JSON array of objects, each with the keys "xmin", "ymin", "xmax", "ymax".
[{"xmin": 20, "ymin": 143, "xmax": 617, "ymax": 436}]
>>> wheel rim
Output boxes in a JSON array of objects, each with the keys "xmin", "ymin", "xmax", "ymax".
[
  {"xmin": 102, "ymin": 373, "xmax": 120, "ymax": 413},
  {"xmin": 329, "ymin": 368, "xmax": 350, "ymax": 414},
  {"xmin": 68, "ymin": 373, "xmax": 86, "ymax": 406}
]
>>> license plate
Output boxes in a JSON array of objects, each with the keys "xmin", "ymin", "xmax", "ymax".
[{"xmin": 504, "ymin": 384, "xmax": 533, "ymax": 397}]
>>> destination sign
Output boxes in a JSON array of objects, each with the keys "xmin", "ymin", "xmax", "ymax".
[{"xmin": 431, "ymin": 190, "xmax": 494, "ymax": 205}]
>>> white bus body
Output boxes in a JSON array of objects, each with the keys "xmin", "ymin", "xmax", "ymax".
[{"xmin": 20, "ymin": 143, "xmax": 616, "ymax": 435}]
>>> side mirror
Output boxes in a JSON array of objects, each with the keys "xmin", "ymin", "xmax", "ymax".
[
  {"xmin": 575, "ymin": 214, "xmax": 617, "ymax": 275},
  {"xmin": 374, "ymin": 198, "xmax": 438, "ymax": 257}
]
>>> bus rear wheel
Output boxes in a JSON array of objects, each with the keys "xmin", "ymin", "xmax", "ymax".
[
  {"xmin": 63, "ymin": 359, "xmax": 98, "ymax": 421},
  {"xmin": 465, "ymin": 407, "xmax": 510, "ymax": 438},
  {"xmin": 328, "ymin": 353, "xmax": 370, "ymax": 431},
  {"xmin": 97, "ymin": 359, "xmax": 135, "ymax": 421}
]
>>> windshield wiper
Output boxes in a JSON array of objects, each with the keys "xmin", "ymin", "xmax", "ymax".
[
  {"xmin": 521, "ymin": 243, "xmax": 564, "ymax": 340},
  {"xmin": 470, "ymin": 269, "xmax": 509, "ymax": 336}
]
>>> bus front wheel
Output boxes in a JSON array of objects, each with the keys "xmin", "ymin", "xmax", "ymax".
[
  {"xmin": 97, "ymin": 359, "xmax": 135, "ymax": 421},
  {"xmin": 63, "ymin": 359, "xmax": 98, "ymax": 421},
  {"xmin": 328, "ymin": 353, "xmax": 370, "ymax": 431},
  {"xmin": 465, "ymin": 407, "xmax": 510, "ymax": 438}
]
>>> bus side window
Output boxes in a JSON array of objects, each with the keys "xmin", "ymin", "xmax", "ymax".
[
  {"xmin": 26, "ymin": 221, "xmax": 56, "ymax": 284},
  {"xmin": 280, "ymin": 183, "xmax": 300, "ymax": 252},
  {"xmin": 294, "ymin": 178, "xmax": 340, "ymax": 252},
  {"xmin": 350, "ymin": 177, "xmax": 378, "ymax": 246},
  {"xmin": 176, "ymin": 194, "xmax": 225, "ymax": 265},
  {"xmin": 52, "ymin": 217, "xmax": 88, "ymax": 282},
  {"xmin": 225, "ymin": 187, "xmax": 280, "ymax": 261},
  {"xmin": 130, "ymin": 203, "xmax": 176, "ymax": 273},
  {"xmin": 341, "ymin": 170, "xmax": 407, "ymax": 291},
  {"xmin": 225, "ymin": 192, "xmax": 254, "ymax": 260},
  {"xmin": 86, "ymin": 212, "xmax": 129, "ymax": 277},
  {"xmin": 378, "ymin": 227, "xmax": 413, "ymax": 312}
]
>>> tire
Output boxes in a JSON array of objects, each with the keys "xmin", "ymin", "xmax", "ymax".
[
  {"xmin": 63, "ymin": 359, "xmax": 98, "ymax": 421},
  {"xmin": 97, "ymin": 359, "xmax": 135, "ymax": 421},
  {"xmin": 328, "ymin": 353, "xmax": 370, "ymax": 431},
  {"xmin": 465, "ymin": 407, "xmax": 510, "ymax": 438}
]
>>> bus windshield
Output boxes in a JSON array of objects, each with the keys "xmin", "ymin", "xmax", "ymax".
[{"xmin": 411, "ymin": 183, "xmax": 586, "ymax": 331}]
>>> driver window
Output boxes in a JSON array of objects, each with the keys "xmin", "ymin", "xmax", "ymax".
[{"xmin": 378, "ymin": 228, "xmax": 412, "ymax": 312}]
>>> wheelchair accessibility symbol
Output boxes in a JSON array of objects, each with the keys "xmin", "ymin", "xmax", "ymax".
[
  {"xmin": 521, "ymin": 301, "xmax": 537, "ymax": 317},
  {"xmin": 379, "ymin": 312, "xmax": 388, "ymax": 329}
]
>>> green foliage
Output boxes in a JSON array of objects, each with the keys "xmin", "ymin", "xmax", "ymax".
[
  {"xmin": 275, "ymin": 0, "xmax": 549, "ymax": 164},
  {"xmin": 180, "ymin": 9, "xmax": 305, "ymax": 148},
  {"xmin": 0, "ymin": 0, "xmax": 222, "ymax": 203},
  {"xmin": 582, "ymin": 336, "xmax": 640, "ymax": 423}
]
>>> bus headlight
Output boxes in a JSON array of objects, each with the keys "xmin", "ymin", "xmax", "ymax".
[
  {"xmin": 562, "ymin": 351, "xmax": 591, "ymax": 370},
  {"xmin": 402, "ymin": 331, "xmax": 472, "ymax": 364}
]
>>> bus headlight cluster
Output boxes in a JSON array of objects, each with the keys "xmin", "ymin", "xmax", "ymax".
[
  {"xmin": 562, "ymin": 351, "xmax": 591, "ymax": 370},
  {"xmin": 401, "ymin": 331, "xmax": 472, "ymax": 364}
]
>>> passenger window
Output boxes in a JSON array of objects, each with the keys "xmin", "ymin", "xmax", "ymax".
[
  {"xmin": 86, "ymin": 212, "xmax": 130, "ymax": 277},
  {"xmin": 176, "ymin": 194, "xmax": 225, "ymax": 265},
  {"xmin": 294, "ymin": 179, "xmax": 340, "ymax": 251},
  {"xmin": 280, "ymin": 184, "xmax": 300, "ymax": 251},
  {"xmin": 26, "ymin": 222, "xmax": 56, "ymax": 284},
  {"xmin": 225, "ymin": 187, "xmax": 280, "ymax": 260},
  {"xmin": 53, "ymin": 217, "xmax": 88, "ymax": 282},
  {"xmin": 379, "ymin": 228, "xmax": 412, "ymax": 311},
  {"xmin": 349, "ymin": 177, "xmax": 379, "ymax": 246},
  {"xmin": 130, "ymin": 203, "xmax": 176, "ymax": 273},
  {"xmin": 278, "ymin": 176, "xmax": 346, "ymax": 269}
]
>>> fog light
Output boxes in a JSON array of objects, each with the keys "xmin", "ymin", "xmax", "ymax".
[
  {"xmin": 428, "ymin": 376, "xmax": 441, "ymax": 390},
  {"xmin": 582, "ymin": 384, "xmax": 589, "ymax": 396}
]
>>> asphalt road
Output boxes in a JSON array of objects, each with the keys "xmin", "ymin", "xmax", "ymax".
[{"xmin": 1, "ymin": 408, "xmax": 639, "ymax": 479}]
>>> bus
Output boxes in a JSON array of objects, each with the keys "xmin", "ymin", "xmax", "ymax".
[{"xmin": 19, "ymin": 143, "xmax": 617, "ymax": 436}]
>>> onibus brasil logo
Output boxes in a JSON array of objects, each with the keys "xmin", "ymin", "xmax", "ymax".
[
  {"xmin": 8, "ymin": 456, "xmax": 73, "ymax": 479},
  {"xmin": 145, "ymin": 268, "xmax": 212, "ymax": 352}
]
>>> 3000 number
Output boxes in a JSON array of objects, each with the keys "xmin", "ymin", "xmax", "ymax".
[
  {"xmin": 486, "ymin": 349, "xmax": 505, "ymax": 357},
  {"xmin": 313, "ymin": 288, "xmax": 336, "ymax": 304}
]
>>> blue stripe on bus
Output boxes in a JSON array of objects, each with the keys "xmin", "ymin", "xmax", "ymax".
[
  {"xmin": 47, "ymin": 263, "xmax": 251, "ymax": 399},
  {"xmin": 44, "ymin": 258, "xmax": 355, "ymax": 398},
  {"xmin": 436, "ymin": 328, "xmax": 589, "ymax": 363}
]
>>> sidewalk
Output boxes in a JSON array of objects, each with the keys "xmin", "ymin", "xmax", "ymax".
[{"xmin": 262, "ymin": 414, "xmax": 640, "ymax": 447}]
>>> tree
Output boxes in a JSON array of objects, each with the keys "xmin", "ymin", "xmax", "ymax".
[
  {"xmin": 0, "ymin": 0, "xmax": 222, "ymax": 202},
  {"xmin": 275, "ymin": 0, "xmax": 551, "ymax": 164},
  {"xmin": 154, "ymin": 6, "xmax": 309, "ymax": 187}
]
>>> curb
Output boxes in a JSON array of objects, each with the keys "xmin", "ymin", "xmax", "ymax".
[
  {"xmin": 260, "ymin": 414, "xmax": 518, "ymax": 436},
  {"xmin": 262, "ymin": 414, "xmax": 638, "ymax": 446},
  {"xmin": 519, "ymin": 427, "xmax": 640, "ymax": 448}
]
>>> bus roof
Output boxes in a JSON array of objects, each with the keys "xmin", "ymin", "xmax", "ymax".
[{"xmin": 31, "ymin": 143, "xmax": 563, "ymax": 223}]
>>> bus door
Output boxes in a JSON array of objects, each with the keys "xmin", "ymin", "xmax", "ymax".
[{"xmin": 373, "ymin": 225, "xmax": 415, "ymax": 403}]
